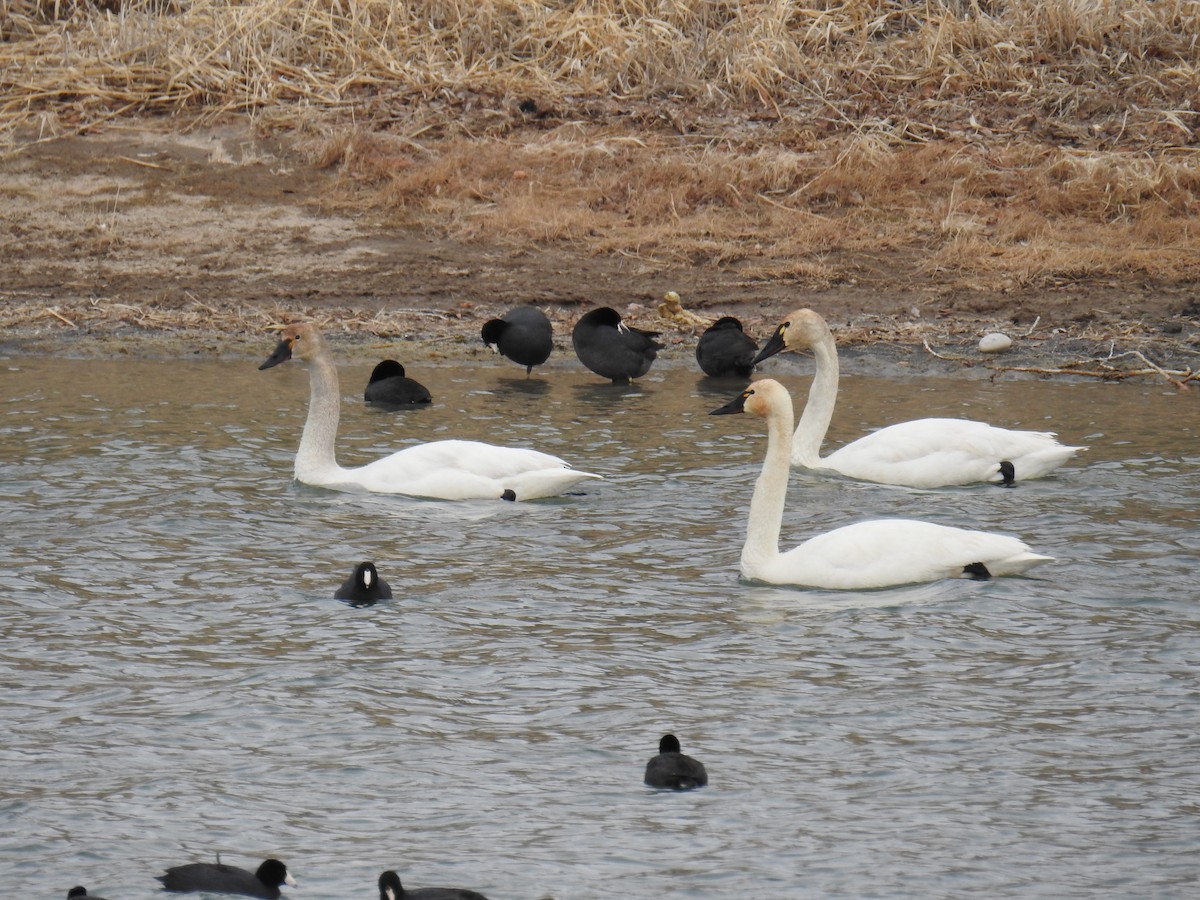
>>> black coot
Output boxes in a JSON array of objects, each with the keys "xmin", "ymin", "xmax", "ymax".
[
  {"xmin": 644, "ymin": 734, "xmax": 708, "ymax": 790},
  {"xmin": 364, "ymin": 360, "xmax": 432, "ymax": 406},
  {"xmin": 571, "ymin": 307, "xmax": 663, "ymax": 383},
  {"xmin": 335, "ymin": 561, "xmax": 393, "ymax": 606},
  {"xmin": 377, "ymin": 869, "xmax": 490, "ymax": 899},
  {"xmin": 696, "ymin": 316, "xmax": 758, "ymax": 378},
  {"xmin": 157, "ymin": 857, "xmax": 295, "ymax": 898},
  {"xmin": 481, "ymin": 306, "xmax": 553, "ymax": 375}
]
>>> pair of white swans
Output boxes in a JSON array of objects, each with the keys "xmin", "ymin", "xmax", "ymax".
[
  {"xmin": 714, "ymin": 308, "xmax": 1079, "ymax": 589},
  {"xmin": 259, "ymin": 323, "xmax": 600, "ymax": 501}
]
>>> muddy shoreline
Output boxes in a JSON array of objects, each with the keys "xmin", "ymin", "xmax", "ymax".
[
  {"xmin": 3, "ymin": 292, "xmax": 1197, "ymax": 387},
  {"xmin": 2, "ymin": 121, "xmax": 1198, "ymax": 385}
]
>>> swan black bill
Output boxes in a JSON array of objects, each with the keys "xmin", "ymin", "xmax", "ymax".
[
  {"xmin": 750, "ymin": 325, "xmax": 787, "ymax": 365},
  {"xmin": 710, "ymin": 391, "xmax": 750, "ymax": 416},
  {"xmin": 259, "ymin": 338, "xmax": 293, "ymax": 370}
]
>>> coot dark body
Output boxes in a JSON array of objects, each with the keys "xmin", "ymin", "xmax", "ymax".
[
  {"xmin": 364, "ymin": 361, "xmax": 432, "ymax": 406},
  {"xmin": 644, "ymin": 734, "xmax": 708, "ymax": 790},
  {"xmin": 481, "ymin": 306, "xmax": 553, "ymax": 375},
  {"xmin": 157, "ymin": 857, "xmax": 295, "ymax": 898},
  {"xmin": 696, "ymin": 316, "xmax": 758, "ymax": 378},
  {"xmin": 572, "ymin": 307, "xmax": 663, "ymax": 383},
  {"xmin": 377, "ymin": 869, "xmax": 490, "ymax": 900}
]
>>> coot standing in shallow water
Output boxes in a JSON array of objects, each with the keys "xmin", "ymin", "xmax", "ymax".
[
  {"xmin": 571, "ymin": 306, "xmax": 663, "ymax": 383},
  {"xmin": 364, "ymin": 360, "xmax": 433, "ymax": 406},
  {"xmin": 377, "ymin": 869, "xmax": 490, "ymax": 899},
  {"xmin": 644, "ymin": 733, "xmax": 708, "ymax": 790},
  {"xmin": 695, "ymin": 316, "xmax": 758, "ymax": 378},
  {"xmin": 335, "ymin": 561, "xmax": 393, "ymax": 606},
  {"xmin": 157, "ymin": 857, "xmax": 296, "ymax": 898},
  {"xmin": 481, "ymin": 306, "xmax": 554, "ymax": 375}
]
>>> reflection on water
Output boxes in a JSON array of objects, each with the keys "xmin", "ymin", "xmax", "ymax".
[{"xmin": 1, "ymin": 354, "xmax": 1197, "ymax": 898}]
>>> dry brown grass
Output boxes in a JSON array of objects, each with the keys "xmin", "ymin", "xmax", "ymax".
[{"xmin": 2, "ymin": 0, "xmax": 1198, "ymax": 290}]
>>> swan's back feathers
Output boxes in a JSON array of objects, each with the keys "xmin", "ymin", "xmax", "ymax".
[
  {"xmin": 748, "ymin": 518, "xmax": 1053, "ymax": 590},
  {"xmin": 349, "ymin": 440, "xmax": 600, "ymax": 500}
]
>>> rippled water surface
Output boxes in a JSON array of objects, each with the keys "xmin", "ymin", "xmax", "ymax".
[{"xmin": 2, "ymin": 353, "xmax": 1198, "ymax": 899}]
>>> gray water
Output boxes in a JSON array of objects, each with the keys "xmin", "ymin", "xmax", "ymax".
[{"xmin": 1, "ymin": 354, "xmax": 1198, "ymax": 899}]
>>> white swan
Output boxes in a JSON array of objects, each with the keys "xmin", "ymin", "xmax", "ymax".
[
  {"xmin": 752, "ymin": 309, "xmax": 1084, "ymax": 487},
  {"xmin": 259, "ymin": 322, "xmax": 601, "ymax": 501},
  {"xmin": 710, "ymin": 379, "xmax": 1053, "ymax": 589}
]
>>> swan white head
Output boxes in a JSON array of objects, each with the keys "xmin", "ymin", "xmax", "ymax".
[
  {"xmin": 259, "ymin": 321, "xmax": 327, "ymax": 370},
  {"xmin": 752, "ymin": 308, "xmax": 833, "ymax": 365},
  {"xmin": 709, "ymin": 378, "xmax": 792, "ymax": 420}
]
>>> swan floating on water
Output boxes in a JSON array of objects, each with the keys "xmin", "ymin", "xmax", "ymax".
[
  {"xmin": 710, "ymin": 379, "xmax": 1054, "ymax": 590},
  {"xmin": 752, "ymin": 308, "xmax": 1084, "ymax": 487},
  {"xmin": 259, "ymin": 322, "xmax": 600, "ymax": 501}
]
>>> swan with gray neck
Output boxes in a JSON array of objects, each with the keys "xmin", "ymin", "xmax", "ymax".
[{"xmin": 259, "ymin": 322, "xmax": 600, "ymax": 501}]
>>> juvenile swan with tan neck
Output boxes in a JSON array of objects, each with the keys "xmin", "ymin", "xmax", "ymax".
[
  {"xmin": 260, "ymin": 323, "xmax": 600, "ymax": 501},
  {"xmin": 711, "ymin": 380, "xmax": 1053, "ymax": 589},
  {"xmin": 753, "ymin": 309, "xmax": 1084, "ymax": 487}
]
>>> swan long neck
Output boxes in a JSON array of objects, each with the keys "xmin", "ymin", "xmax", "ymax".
[
  {"xmin": 742, "ymin": 393, "xmax": 795, "ymax": 574},
  {"xmin": 792, "ymin": 329, "xmax": 839, "ymax": 466},
  {"xmin": 295, "ymin": 351, "xmax": 343, "ymax": 481}
]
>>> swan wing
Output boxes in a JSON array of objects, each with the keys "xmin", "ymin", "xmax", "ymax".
[
  {"xmin": 752, "ymin": 518, "xmax": 1052, "ymax": 590},
  {"xmin": 819, "ymin": 418, "xmax": 1083, "ymax": 487}
]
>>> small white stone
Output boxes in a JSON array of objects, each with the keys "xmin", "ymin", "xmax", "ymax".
[{"xmin": 978, "ymin": 332, "xmax": 1013, "ymax": 353}]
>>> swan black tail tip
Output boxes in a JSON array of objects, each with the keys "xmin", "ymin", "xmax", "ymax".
[
  {"xmin": 998, "ymin": 460, "xmax": 1016, "ymax": 487},
  {"xmin": 501, "ymin": 489, "xmax": 517, "ymax": 502},
  {"xmin": 963, "ymin": 562, "xmax": 992, "ymax": 580}
]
